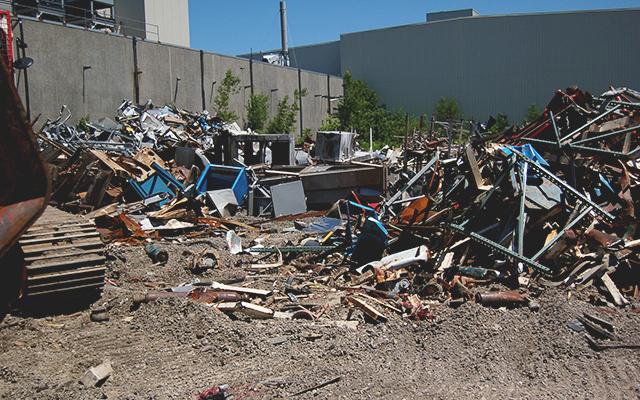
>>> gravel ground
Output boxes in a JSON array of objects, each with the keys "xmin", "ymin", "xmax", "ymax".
[{"xmin": 1, "ymin": 224, "xmax": 639, "ymax": 399}]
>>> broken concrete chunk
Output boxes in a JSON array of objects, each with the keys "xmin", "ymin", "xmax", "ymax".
[{"xmin": 80, "ymin": 360, "xmax": 112, "ymax": 387}]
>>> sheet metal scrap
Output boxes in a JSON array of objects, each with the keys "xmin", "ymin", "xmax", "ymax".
[{"xmin": 35, "ymin": 85, "xmax": 640, "ymax": 328}]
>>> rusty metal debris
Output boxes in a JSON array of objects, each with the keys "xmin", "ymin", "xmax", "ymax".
[{"xmin": 12, "ymin": 84, "xmax": 639, "ymax": 327}]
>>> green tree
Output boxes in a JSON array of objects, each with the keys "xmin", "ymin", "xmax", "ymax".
[
  {"xmin": 491, "ymin": 113, "xmax": 510, "ymax": 134},
  {"xmin": 297, "ymin": 128, "xmax": 313, "ymax": 145},
  {"xmin": 266, "ymin": 89, "xmax": 306, "ymax": 134},
  {"xmin": 335, "ymin": 71, "xmax": 408, "ymax": 147},
  {"xmin": 523, "ymin": 104, "xmax": 542, "ymax": 125},
  {"xmin": 246, "ymin": 93, "xmax": 269, "ymax": 131},
  {"xmin": 76, "ymin": 116, "xmax": 91, "ymax": 132},
  {"xmin": 434, "ymin": 97, "xmax": 461, "ymax": 121},
  {"xmin": 319, "ymin": 114, "xmax": 341, "ymax": 131},
  {"xmin": 337, "ymin": 71, "xmax": 380, "ymax": 133},
  {"xmin": 214, "ymin": 69, "xmax": 241, "ymax": 122}
]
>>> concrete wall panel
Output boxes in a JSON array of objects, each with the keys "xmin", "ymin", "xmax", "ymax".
[
  {"xmin": 12, "ymin": 19, "xmax": 342, "ymax": 135},
  {"xmin": 18, "ymin": 19, "xmax": 134, "ymax": 125}
]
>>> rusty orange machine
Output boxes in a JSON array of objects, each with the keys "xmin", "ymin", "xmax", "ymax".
[{"xmin": 0, "ymin": 54, "xmax": 105, "ymax": 311}]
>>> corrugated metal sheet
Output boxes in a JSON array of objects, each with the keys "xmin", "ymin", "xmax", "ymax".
[{"xmin": 339, "ymin": 9, "xmax": 640, "ymax": 121}]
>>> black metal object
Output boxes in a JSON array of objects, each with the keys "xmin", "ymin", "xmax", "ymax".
[
  {"xmin": 297, "ymin": 67, "xmax": 303, "ymax": 136},
  {"xmin": 82, "ymin": 64, "xmax": 91, "ymax": 105},
  {"xmin": 132, "ymin": 37, "xmax": 140, "ymax": 104},
  {"xmin": 173, "ymin": 76, "xmax": 181, "ymax": 103},
  {"xmin": 326, "ymin": 74, "xmax": 331, "ymax": 114},
  {"xmin": 199, "ymin": 50, "xmax": 205, "ymax": 110},
  {"xmin": 446, "ymin": 224, "xmax": 552, "ymax": 275},
  {"xmin": 249, "ymin": 49, "xmax": 254, "ymax": 97},
  {"xmin": 16, "ymin": 18, "xmax": 30, "ymax": 120}
]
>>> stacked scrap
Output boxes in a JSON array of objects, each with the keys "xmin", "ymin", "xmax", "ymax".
[{"xmin": 38, "ymin": 88, "xmax": 640, "ymax": 331}]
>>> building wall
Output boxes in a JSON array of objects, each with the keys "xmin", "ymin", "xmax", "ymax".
[
  {"xmin": 114, "ymin": 0, "xmax": 147, "ymax": 40},
  {"xmin": 15, "ymin": 18, "xmax": 135, "ymax": 123},
  {"xmin": 340, "ymin": 9, "xmax": 640, "ymax": 121},
  {"xmin": 143, "ymin": 0, "xmax": 189, "ymax": 47},
  {"xmin": 239, "ymin": 41, "xmax": 342, "ymax": 77},
  {"xmin": 426, "ymin": 9, "xmax": 479, "ymax": 22},
  {"xmin": 12, "ymin": 19, "xmax": 342, "ymax": 135}
]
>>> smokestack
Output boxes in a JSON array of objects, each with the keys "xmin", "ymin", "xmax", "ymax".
[{"xmin": 279, "ymin": 0, "xmax": 289, "ymax": 66}]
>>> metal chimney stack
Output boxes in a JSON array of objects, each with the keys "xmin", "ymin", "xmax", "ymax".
[{"xmin": 279, "ymin": 0, "xmax": 289, "ymax": 66}]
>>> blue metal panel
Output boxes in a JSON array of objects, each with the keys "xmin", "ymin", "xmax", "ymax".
[
  {"xmin": 127, "ymin": 162, "xmax": 185, "ymax": 206},
  {"xmin": 195, "ymin": 164, "xmax": 249, "ymax": 205}
]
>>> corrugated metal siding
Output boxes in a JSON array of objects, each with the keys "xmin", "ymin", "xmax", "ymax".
[{"xmin": 340, "ymin": 9, "xmax": 640, "ymax": 121}]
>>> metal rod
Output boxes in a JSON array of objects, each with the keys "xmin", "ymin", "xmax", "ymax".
[
  {"xmin": 568, "ymin": 144, "xmax": 640, "ymax": 158},
  {"xmin": 298, "ymin": 67, "xmax": 303, "ymax": 137},
  {"xmin": 382, "ymin": 152, "xmax": 439, "ymax": 216},
  {"xmin": 560, "ymin": 105, "xmax": 620, "ymax": 144},
  {"xmin": 173, "ymin": 77, "xmax": 181, "ymax": 103},
  {"xmin": 517, "ymin": 162, "xmax": 528, "ymax": 255},
  {"xmin": 132, "ymin": 37, "xmax": 140, "ymax": 104},
  {"xmin": 403, "ymin": 113, "xmax": 409, "ymax": 171},
  {"xmin": 572, "ymin": 123, "xmax": 640, "ymax": 145},
  {"xmin": 532, "ymin": 206, "xmax": 593, "ymax": 261},
  {"xmin": 326, "ymin": 74, "xmax": 331, "ymax": 114},
  {"xmin": 199, "ymin": 50, "xmax": 205, "ymax": 110},
  {"xmin": 549, "ymin": 110, "xmax": 561, "ymax": 148},
  {"xmin": 447, "ymin": 223, "xmax": 552, "ymax": 275},
  {"xmin": 509, "ymin": 147, "xmax": 614, "ymax": 222},
  {"xmin": 249, "ymin": 48, "xmax": 254, "ymax": 97}
]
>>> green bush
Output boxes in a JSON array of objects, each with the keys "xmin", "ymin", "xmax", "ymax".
[
  {"xmin": 246, "ymin": 93, "xmax": 269, "ymax": 131},
  {"xmin": 491, "ymin": 113, "xmax": 510, "ymax": 134},
  {"xmin": 523, "ymin": 104, "xmax": 542, "ymax": 125},
  {"xmin": 214, "ymin": 69, "xmax": 241, "ymax": 122},
  {"xmin": 434, "ymin": 97, "xmax": 461, "ymax": 121},
  {"xmin": 319, "ymin": 114, "xmax": 341, "ymax": 131},
  {"xmin": 266, "ymin": 89, "xmax": 306, "ymax": 135}
]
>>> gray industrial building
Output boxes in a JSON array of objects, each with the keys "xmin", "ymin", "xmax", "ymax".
[
  {"xmin": 113, "ymin": 0, "xmax": 190, "ymax": 47},
  {"xmin": 243, "ymin": 8, "xmax": 640, "ymax": 122},
  {"xmin": 0, "ymin": 0, "xmax": 190, "ymax": 46}
]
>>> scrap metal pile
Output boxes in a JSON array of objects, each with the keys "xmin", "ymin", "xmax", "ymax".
[{"xmin": 38, "ymin": 87, "xmax": 639, "ymax": 329}]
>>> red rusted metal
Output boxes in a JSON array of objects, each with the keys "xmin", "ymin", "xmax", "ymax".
[{"xmin": 0, "ymin": 53, "xmax": 50, "ymax": 259}]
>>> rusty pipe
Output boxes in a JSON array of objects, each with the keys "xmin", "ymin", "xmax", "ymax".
[
  {"xmin": 475, "ymin": 291, "xmax": 527, "ymax": 307},
  {"xmin": 132, "ymin": 291, "xmax": 188, "ymax": 305}
]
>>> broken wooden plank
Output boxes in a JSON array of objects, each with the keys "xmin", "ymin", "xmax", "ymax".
[
  {"xmin": 210, "ymin": 282, "xmax": 272, "ymax": 297},
  {"xmin": 600, "ymin": 273, "xmax": 629, "ymax": 307},
  {"xmin": 345, "ymin": 296, "xmax": 387, "ymax": 322},
  {"xmin": 216, "ymin": 301, "xmax": 274, "ymax": 319},
  {"xmin": 465, "ymin": 145, "xmax": 492, "ymax": 191},
  {"xmin": 355, "ymin": 292, "xmax": 402, "ymax": 314}
]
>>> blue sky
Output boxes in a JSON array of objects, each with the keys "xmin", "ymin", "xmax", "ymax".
[{"xmin": 189, "ymin": 0, "xmax": 640, "ymax": 56}]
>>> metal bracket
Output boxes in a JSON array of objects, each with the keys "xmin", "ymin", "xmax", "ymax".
[
  {"xmin": 509, "ymin": 148, "xmax": 614, "ymax": 223},
  {"xmin": 445, "ymin": 223, "xmax": 552, "ymax": 275}
]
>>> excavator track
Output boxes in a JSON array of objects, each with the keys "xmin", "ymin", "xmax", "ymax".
[{"xmin": 18, "ymin": 207, "xmax": 106, "ymax": 300}]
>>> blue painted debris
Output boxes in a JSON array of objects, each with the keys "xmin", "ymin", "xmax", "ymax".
[
  {"xmin": 196, "ymin": 164, "xmax": 249, "ymax": 205},
  {"xmin": 502, "ymin": 144, "xmax": 550, "ymax": 167},
  {"xmin": 128, "ymin": 162, "xmax": 185, "ymax": 206}
]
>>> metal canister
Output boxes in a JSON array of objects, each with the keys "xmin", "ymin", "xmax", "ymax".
[{"xmin": 145, "ymin": 243, "xmax": 168, "ymax": 263}]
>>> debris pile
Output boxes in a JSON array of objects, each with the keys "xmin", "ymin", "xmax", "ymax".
[{"xmin": 37, "ymin": 87, "xmax": 640, "ymax": 331}]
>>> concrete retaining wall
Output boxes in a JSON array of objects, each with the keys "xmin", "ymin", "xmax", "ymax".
[{"xmin": 13, "ymin": 19, "xmax": 342, "ymax": 135}]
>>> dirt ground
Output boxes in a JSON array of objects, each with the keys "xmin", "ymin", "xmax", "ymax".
[{"xmin": 1, "ymin": 224, "xmax": 639, "ymax": 400}]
